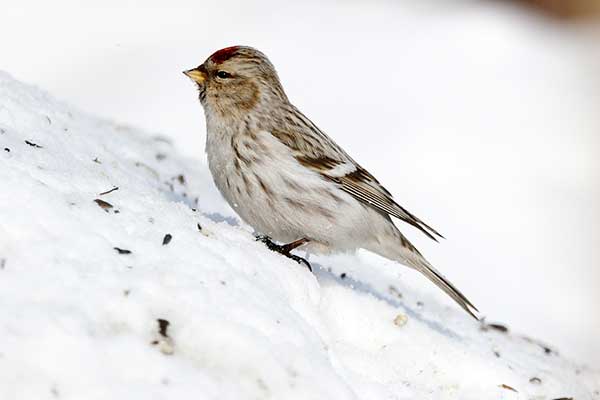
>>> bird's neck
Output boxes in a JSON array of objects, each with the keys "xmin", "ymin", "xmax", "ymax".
[{"xmin": 204, "ymin": 96, "xmax": 291, "ymax": 137}]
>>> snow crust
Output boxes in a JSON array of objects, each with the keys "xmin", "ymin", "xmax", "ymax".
[{"xmin": 0, "ymin": 72, "xmax": 598, "ymax": 399}]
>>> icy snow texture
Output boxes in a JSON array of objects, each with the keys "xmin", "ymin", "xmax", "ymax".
[
  {"xmin": 3, "ymin": 0, "xmax": 599, "ymax": 367},
  {"xmin": 1, "ymin": 73, "xmax": 598, "ymax": 399}
]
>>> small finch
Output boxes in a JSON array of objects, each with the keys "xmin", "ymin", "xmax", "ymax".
[{"xmin": 184, "ymin": 46, "xmax": 478, "ymax": 318}]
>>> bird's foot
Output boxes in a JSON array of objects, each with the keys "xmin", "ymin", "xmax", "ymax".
[{"xmin": 255, "ymin": 235, "xmax": 312, "ymax": 272}]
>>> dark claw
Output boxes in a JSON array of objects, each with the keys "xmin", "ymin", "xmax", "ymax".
[
  {"xmin": 256, "ymin": 235, "xmax": 312, "ymax": 272},
  {"xmin": 288, "ymin": 254, "xmax": 312, "ymax": 272}
]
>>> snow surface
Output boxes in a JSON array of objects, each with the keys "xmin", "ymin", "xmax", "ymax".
[
  {"xmin": 3, "ymin": 0, "xmax": 599, "ymax": 367},
  {"xmin": 1, "ymin": 72, "xmax": 599, "ymax": 399}
]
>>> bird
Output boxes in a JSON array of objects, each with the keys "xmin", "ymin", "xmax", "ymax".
[{"xmin": 184, "ymin": 46, "xmax": 478, "ymax": 319}]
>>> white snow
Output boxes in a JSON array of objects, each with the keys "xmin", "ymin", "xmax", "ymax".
[
  {"xmin": 1, "ymin": 71, "xmax": 598, "ymax": 399},
  {"xmin": 2, "ymin": 0, "xmax": 599, "ymax": 368}
]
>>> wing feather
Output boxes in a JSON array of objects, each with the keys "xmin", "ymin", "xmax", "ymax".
[
  {"xmin": 269, "ymin": 108, "xmax": 443, "ymax": 241},
  {"xmin": 336, "ymin": 167, "xmax": 444, "ymax": 241},
  {"xmin": 295, "ymin": 155, "xmax": 443, "ymax": 241}
]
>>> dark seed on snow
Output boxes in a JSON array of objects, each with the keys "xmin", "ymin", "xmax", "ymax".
[
  {"xmin": 93, "ymin": 157, "xmax": 101, "ymax": 164},
  {"xmin": 3, "ymin": 148, "xmax": 9, "ymax": 152},
  {"xmin": 482, "ymin": 323, "xmax": 509, "ymax": 333},
  {"xmin": 151, "ymin": 318, "xmax": 175, "ymax": 355},
  {"xmin": 529, "ymin": 377, "xmax": 542, "ymax": 384},
  {"xmin": 499, "ymin": 384, "xmax": 518, "ymax": 393},
  {"xmin": 340, "ymin": 273, "xmax": 347, "ymax": 279},
  {"xmin": 94, "ymin": 198, "xmax": 113, "ymax": 211},
  {"xmin": 197, "ymin": 223, "xmax": 202, "ymax": 231},
  {"xmin": 99, "ymin": 186, "xmax": 119, "ymax": 196},
  {"xmin": 114, "ymin": 247, "xmax": 132, "ymax": 255},
  {"xmin": 489, "ymin": 323, "xmax": 508, "ymax": 333},
  {"xmin": 388, "ymin": 285, "xmax": 403, "ymax": 299},
  {"xmin": 25, "ymin": 140, "xmax": 43, "ymax": 148},
  {"xmin": 157, "ymin": 319, "xmax": 170, "ymax": 338},
  {"xmin": 162, "ymin": 234, "xmax": 172, "ymax": 245},
  {"xmin": 177, "ymin": 174, "xmax": 185, "ymax": 185}
]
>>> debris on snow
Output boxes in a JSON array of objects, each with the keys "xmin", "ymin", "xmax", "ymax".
[
  {"xmin": 98, "ymin": 186, "xmax": 119, "ymax": 196},
  {"xmin": 388, "ymin": 285, "xmax": 403, "ymax": 299},
  {"xmin": 393, "ymin": 313, "xmax": 408, "ymax": 327},
  {"xmin": 151, "ymin": 318, "xmax": 174, "ymax": 355},
  {"xmin": 93, "ymin": 199, "xmax": 113, "ymax": 212},
  {"xmin": 529, "ymin": 377, "xmax": 542, "ymax": 384},
  {"xmin": 481, "ymin": 321, "xmax": 509, "ymax": 333},
  {"xmin": 499, "ymin": 383, "xmax": 518, "ymax": 392},
  {"xmin": 113, "ymin": 247, "xmax": 132, "ymax": 255},
  {"xmin": 24, "ymin": 140, "xmax": 42, "ymax": 148},
  {"xmin": 0, "ymin": 71, "xmax": 597, "ymax": 400}
]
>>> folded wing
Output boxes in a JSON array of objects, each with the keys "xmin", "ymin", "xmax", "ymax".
[{"xmin": 296, "ymin": 154, "xmax": 443, "ymax": 241}]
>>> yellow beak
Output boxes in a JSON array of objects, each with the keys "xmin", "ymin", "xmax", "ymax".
[{"xmin": 183, "ymin": 68, "xmax": 207, "ymax": 84}]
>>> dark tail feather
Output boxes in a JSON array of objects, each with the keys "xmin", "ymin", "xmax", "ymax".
[
  {"xmin": 370, "ymin": 230, "xmax": 479, "ymax": 319},
  {"xmin": 395, "ymin": 203, "xmax": 445, "ymax": 242},
  {"xmin": 413, "ymin": 261, "xmax": 479, "ymax": 320}
]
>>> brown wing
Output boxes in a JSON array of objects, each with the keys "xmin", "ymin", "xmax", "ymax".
[
  {"xmin": 268, "ymin": 106, "xmax": 443, "ymax": 241},
  {"xmin": 296, "ymin": 155, "xmax": 444, "ymax": 241},
  {"xmin": 267, "ymin": 108, "xmax": 478, "ymax": 317}
]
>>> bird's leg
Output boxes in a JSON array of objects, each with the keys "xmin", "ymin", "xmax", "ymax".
[
  {"xmin": 255, "ymin": 235, "xmax": 312, "ymax": 272},
  {"xmin": 281, "ymin": 238, "xmax": 310, "ymax": 253}
]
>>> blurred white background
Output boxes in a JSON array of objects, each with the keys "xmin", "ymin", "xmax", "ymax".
[{"xmin": 2, "ymin": 0, "xmax": 599, "ymax": 366}]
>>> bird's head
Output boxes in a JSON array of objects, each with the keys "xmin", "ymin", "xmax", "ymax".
[{"xmin": 184, "ymin": 46, "xmax": 287, "ymax": 118}]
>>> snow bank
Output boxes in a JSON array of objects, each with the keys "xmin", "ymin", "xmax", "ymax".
[{"xmin": 0, "ymin": 72, "xmax": 598, "ymax": 399}]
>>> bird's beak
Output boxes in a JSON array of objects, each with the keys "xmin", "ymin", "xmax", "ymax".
[{"xmin": 183, "ymin": 68, "xmax": 207, "ymax": 84}]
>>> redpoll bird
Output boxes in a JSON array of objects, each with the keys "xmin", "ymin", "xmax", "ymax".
[{"xmin": 184, "ymin": 46, "xmax": 478, "ymax": 319}]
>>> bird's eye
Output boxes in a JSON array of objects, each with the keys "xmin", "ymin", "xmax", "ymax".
[{"xmin": 216, "ymin": 71, "xmax": 232, "ymax": 79}]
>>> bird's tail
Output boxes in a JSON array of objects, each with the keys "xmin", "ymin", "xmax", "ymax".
[{"xmin": 368, "ymin": 231, "xmax": 479, "ymax": 320}]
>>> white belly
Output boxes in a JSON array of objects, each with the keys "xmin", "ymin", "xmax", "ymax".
[{"xmin": 206, "ymin": 127, "xmax": 387, "ymax": 251}]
